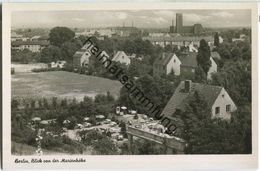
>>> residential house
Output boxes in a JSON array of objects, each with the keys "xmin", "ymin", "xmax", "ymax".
[
  {"xmin": 73, "ymin": 49, "xmax": 92, "ymax": 67},
  {"xmin": 179, "ymin": 52, "xmax": 218, "ymax": 80},
  {"xmin": 112, "ymin": 51, "xmax": 131, "ymax": 65},
  {"xmin": 161, "ymin": 80, "xmax": 237, "ymax": 121},
  {"xmin": 153, "ymin": 52, "xmax": 217, "ymax": 79},
  {"xmin": 11, "ymin": 40, "xmax": 49, "ymax": 52},
  {"xmin": 153, "ymin": 53, "xmax": 181, "ymax": 76},
  {"xmin": 73, "ymin": 42, "xmax": 93, "ymax": 67}
]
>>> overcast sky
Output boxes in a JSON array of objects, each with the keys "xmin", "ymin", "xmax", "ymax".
[{"xmin": 12, "ymin": 10, "xmax": 251, "ymax": 28}]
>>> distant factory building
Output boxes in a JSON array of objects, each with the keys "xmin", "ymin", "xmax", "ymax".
[{"xmin": 169, "ymin": 13, "xmax": 204, "ymax": 35}]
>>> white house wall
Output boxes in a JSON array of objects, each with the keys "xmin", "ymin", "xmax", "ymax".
[
  {"xmin": 207, "ymin": 57, "xmax": 218, "ymax": 80},
  {"xmin": 166, "ymin": 54, "xmax": 181, "ymax": 75},
  {"xmin": 211, "ymin": 88, "xmax": 237, "ymax": 120}
]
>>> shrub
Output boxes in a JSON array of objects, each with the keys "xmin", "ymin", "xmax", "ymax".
[{"xmin": 31, "ymin": 68, "xmax": 61, "ymax": 72}]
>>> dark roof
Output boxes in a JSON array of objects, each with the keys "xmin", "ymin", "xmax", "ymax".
[
  {"xmin": 12, "ymin": 40, "xmax": 49, "ymax": 46},
  {"xmin": 179, "ymin": 52, "xmax": 198, "ymax": 68},
  {"xmin": 162, "ymin": 81, "xmax": 223, "ymax": 118},
  {"xmin": 153, "ymin": 53, "xmax": 174, "ymax": 66}
]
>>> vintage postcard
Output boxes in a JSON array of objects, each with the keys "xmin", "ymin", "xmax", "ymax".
[{"xmin": 2, "ymin": 2, "xmax": 258, "ymax": 169}]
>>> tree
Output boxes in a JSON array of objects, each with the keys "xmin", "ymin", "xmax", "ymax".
[
  {"xmin": 60, "ymin": 42, "xmax": 79, "ymax": 62},
  {"xmin": 40, "ymin": 46, "xmax": 62, "ymax": 63},
  {"xmin": 194, "ymin": 66, "xmax": 207, "ymax": 83},
  {"xmin": 197, "ymin": 39, "xmax": 211, "ymax": 74},
  {"xmin": 214, "ymin": 32, "xmax": 220, "ymax": 47},
  {"xmin": 11, "ymin": 99, "xmax": 19, "ymax": 109},
  {"xmin": 49, "ymin": 27, "xmax": 75, "ymax": 47},
  {"xmin": 11, "ymin": 49, "xmax": 36, "ymax": 64}
]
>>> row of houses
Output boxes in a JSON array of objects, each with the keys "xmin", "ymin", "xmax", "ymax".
[
  {"xmin": 143, "ymin": 34, "xmax": 224, "ymax": 49},
  {"xmin": 153, "ymin": 51, "xmax": 220, "ymax": 80},
  {"xmin": 72, "ymin": 43, "xmax": 132, "ymax": 67},
  {"xmin": 11, "ymin": 32, "xmax": 50, "ymax": 53},
  {"xmin": 11, "ymin": 40, "xmax": 49, "ymax": 52}
]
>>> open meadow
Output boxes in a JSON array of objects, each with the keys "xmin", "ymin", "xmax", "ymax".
[{"xmin": 12, "ymin": 71, "xmax": 122, "ymax": 101}]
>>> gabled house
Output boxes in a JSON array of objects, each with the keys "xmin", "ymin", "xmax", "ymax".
[
  {"xmin": 153, "ymin": 52, "xmax": 217, "ymax": 80},
  {"xmin": 153, "ymin": 53, "xmax": 180, "ymax": 76},
  {"xmin": 73, "ymin": 42, "xmax": 92, "ymax": 67},
  {"xmin": 178, "ymin": 52, "xmax": 218, "ymax": 80},
  {"xmin": 112, "ymin": 51, "xmax": 131, "ymax": 65},
  {"xmin": 161, "ymin": 80, "xmax": 237, "ymax": 120}
]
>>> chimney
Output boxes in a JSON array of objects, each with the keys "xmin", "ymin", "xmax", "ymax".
[{"xmin": 184, "ymin": 80, "xmax": 192, "ymax": 92}]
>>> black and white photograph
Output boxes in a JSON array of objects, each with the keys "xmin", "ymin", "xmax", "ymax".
[{"xmin": 2, "ymin": 2, "xmax": 258, "ymax": 170}]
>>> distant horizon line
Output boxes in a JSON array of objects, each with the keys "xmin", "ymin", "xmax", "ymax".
[{"xmin": 11, "ymin": 26, "xmax": 251, "ymax": 30}]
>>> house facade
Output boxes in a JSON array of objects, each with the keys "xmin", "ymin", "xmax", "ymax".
[
  {"xmin": 161, "ymin": 80, "xmax": 237, "ymax": 121},
  {"xmin": 73, "ymin": 49, "xmax": 92, "ymax": 67},
  {"xmin": 153, "ymin": 53, "xmax": 181, "ymax": 76},
  {"xmin": 73, "ymin": 42, "xmax": 93, "ymax": 67},
  {"xmin": 11, "ymin": 40, "xmax": 49, "ymax": 52},
  {"xmin": 112, "ymin": 51, "xmax": 131, "ymax": 65},
  {"xmin": 153, "ymin": 52, "xmax": 217, "ymax": 80}
]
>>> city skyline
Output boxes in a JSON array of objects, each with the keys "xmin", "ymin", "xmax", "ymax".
[{"xmin": 12, "ymin": 9, "xmax": 251, "ymax": 29}]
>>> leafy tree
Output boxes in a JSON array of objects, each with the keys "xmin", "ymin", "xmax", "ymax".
[
  {"xmin": 197, "ymin": 39, "xmax": 211, "ymax": 74},
  {"xmin": 11, "ymin": 49, "xmax": 36, "ymax": 63},
  {"xmin": 60, "ymin": 41, "xmax": 79, "ymax": 62},
  {"xmin": 194, "ymin": 66, "xmax": 207, "ymax": 83},
  {"xmin": 79, "ymin": 130, "xmax": 118, "ymax": 155},
  {"xmin": 49, "ymin": 27, "xmax": 75, "ymax": 47},
  {"xmin": 211, "ymin": 60, "xmax": 251, "ymax": 105},
  {"xmin": 40, "ymin": 46, "xmax": 62, "ymax": 63},
  {"xmin": 11, "ymin": 99, "xmax": 19, "ymax": 109}
]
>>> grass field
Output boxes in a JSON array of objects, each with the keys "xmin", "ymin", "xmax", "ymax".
[{"xmin": 12, "ymin": 71, "xmax": 122, "ymax": 101}]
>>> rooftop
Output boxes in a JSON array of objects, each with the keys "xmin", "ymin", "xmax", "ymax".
[
  {"xmin": 162, "ymin": 81, "xmax": 223, "ymax": 118},
  {"xmin": 153, "ymin": 53, "xmax": 175, "ymax": 66},
  {"xmin": 179, "ymin": 52, "xmax": 198, "ymax": 68}
]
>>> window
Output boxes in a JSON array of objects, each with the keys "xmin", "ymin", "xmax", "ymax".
[
  {"xmin": 226, "ymin": 105, "xmax": 231, "ymax": 112},
  {"xmin": 222, "ymin": 94, "xmax": 225, "ymax": 98},
  {"xmin": 215, "ymin": 107, "xmax": 220, "ymax": 115},
  {"xmin": 174, "ymin": 59, "xmax": 176, "ymax": 63}
]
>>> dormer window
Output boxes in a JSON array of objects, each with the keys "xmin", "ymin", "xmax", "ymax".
[
  {"xmin": 222, "ymin": 94, "xmax": 225, "ymax": 98},
  {"xmin": 174, "ymin": 59, "xmax": 176, "ymax": 63}
]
